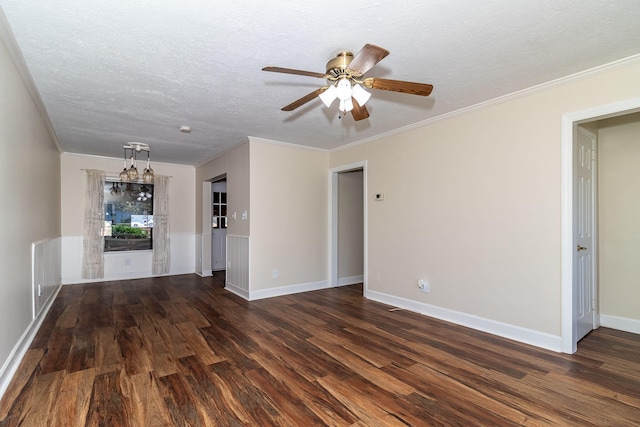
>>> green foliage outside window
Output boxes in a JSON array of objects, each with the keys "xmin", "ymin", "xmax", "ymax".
[{"xmin": 111, "ymin": 224, "xmax": 148, "ymax": 239}]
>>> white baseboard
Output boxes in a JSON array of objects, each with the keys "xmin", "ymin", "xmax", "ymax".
[
  {"xmin": 0, "ymin": 282, "xmax": 62, "ymax": 400},
  {"xmin": 600, "ymin": 314, "xmax": 640, "ymax": 334},
  {"xmin": 248, "ymin": 280, "xmax": 329, "ymax": 301},
  {"xmin": 196, "ymin": 269, "xmax": 213, "ymax": 277},
  {"xmin": 366, "ymin": 289, "xmax": 562, "ymax": 352},
  {"xmin": 63, "ymin": 268, "xmax": 197, "ymax": 285},
  {"xmin": 225, "ymin": 282, "xmax": 250, "ymax": 300},
  {"xmin": 337, "ymin": 275, "xmax": 364, "ymax": 287}
]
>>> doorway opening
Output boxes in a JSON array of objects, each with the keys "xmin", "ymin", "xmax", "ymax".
[
  {"xmin": 561, "ymin": 97, "xmax": 640, "ymax": 353},
  {"xmin": 211, "ymin": 177, "xmax": 227, "ymax": 272},
  {"xmin": 329, "ymin": 161, "xmax": 367, "ymax": 295}
]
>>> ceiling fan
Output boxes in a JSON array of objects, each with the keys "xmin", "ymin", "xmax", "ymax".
[{"xmin": 262, "ymin": 44, "xmax": 433, "ymax": 121}]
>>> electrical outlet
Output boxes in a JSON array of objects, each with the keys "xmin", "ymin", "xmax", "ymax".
[
  {"xmin": 418, "ymin": 279, "xmax": 430, "ymax": 293},
  {"xmin": 272, "ymin": 269, "xmax": 278, "ymax": 279}
]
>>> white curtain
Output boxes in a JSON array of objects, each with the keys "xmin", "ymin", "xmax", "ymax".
[
  {"xmin": 152, "ymin": 175, "xmax": 171, "ymax": 275},
  {"xmin": 82, "ymin": 169, "xmax": 105, "ymax": 279}
]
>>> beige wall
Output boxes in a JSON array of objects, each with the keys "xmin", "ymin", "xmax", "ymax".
[
  {"xmin": 0, "ymin": 36, "xmax": 60, "ymax": 375},
  {"xmin": 597, "ymin": 113, "xmax": 640, "ymax": 322},
  {"xmin": 195, "ymin": 142, "xmax": 250, "ymax": 237},
  {"xmin": 61, "ymin": 153, "xmax": 195, "ymax": 235},
  {"xmin": 249, "ymin": 139, "xmax": 329, "ymax": 291},
  {"xmin": 195, "ymin": 142, "xmax": 250, "ymax": 275},
  {"xmin": 338, "ymin": 170, "xmax": 364, "ymax": 280},
  {"xmin": 330, "ymin": 60, "xmax": 640, "ymax": 336},
  {"xmin": 60, "ymin": 153, "xmax": 196, "ymax": 281}
]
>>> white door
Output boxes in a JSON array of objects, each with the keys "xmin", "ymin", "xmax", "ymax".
[
  {"xmin": 575, "ymin": 127, "xmax": 597, "ymax": 341},
  {"xmin": 212, "ymin": 182, "xmax": 227, "ymax": 271}
]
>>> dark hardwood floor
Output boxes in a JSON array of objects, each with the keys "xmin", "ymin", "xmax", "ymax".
[{"xmin": 0, "ymin": 272, "xmax": 639, "ymax": 426}]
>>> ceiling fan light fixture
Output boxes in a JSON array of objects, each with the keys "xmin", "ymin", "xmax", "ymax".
[
  {"xmin": 262, "ymin": 44, "xmax": 432, "ymax": 121},
  {"xmin": 319, "ymin": 84, "xmax": 338, "ymax": 107},
  {"xmin": 335, "ymin": 78, "xmax": 352, "ymax": 101},
  {"xmin": 351, "ymin": 83, "xmax": 371, "ymax": 106},
  {"xmin": 339, "ymin": 97, "xmax": 354, "ymax": 113}
]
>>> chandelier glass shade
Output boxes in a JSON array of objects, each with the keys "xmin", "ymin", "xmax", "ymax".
[
  {"xmin": 142, "ymin": 153, "xmax": 154, "ymax": 184},
  {"xmin": 119, "ymin": 148, "xmax": 130, "ymax": 182},
  {"xmin": 109, "ymin": 182, "xmax": 121, "ymax": 196},
  {"xmin": 127, "ymin": 157, "xmax": 139, "ymax": 180}
]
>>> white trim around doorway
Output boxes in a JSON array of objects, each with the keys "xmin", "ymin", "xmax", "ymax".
[
  {"xmin": 329, "ymin": 161, "xmax": 368, "ymax": 295},
  {"xmin": 561, "ymin": 97, "xmax": 640, "ymax": 353}
]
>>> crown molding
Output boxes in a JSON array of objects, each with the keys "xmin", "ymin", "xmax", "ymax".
[
  {"xmin": 0, "ymin": 8, "xmax": 62, "ymax": 153},
  {"xmin": 332, "ymin": 53, "xmax": 640, "ymax": 153},
  {"xmin": 248, "ymin": 136, "xmax": 329, "ymax": 152}
]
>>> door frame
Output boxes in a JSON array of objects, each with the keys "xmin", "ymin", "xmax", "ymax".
[
  {"xmin": 200, "ymin": 173, "xmax": 227, "ymax": 276},
  {"xmin": 211, "ymin": 180, "xmax": 228, "ymax": 271},
  {"xmin": 561, "ymin": 97, "xmax": 640, "ymax": 353},
  {"xmin": 329, "ymin": 161, "xmax": 367, "ymax": 294}
]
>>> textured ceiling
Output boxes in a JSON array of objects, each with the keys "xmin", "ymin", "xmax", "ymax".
[{"xmin": 1, "ymin": 0, "xmax": 640, "ymax": 165}]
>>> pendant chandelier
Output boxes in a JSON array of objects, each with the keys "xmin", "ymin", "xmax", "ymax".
[{"xmin": 119, "ymin": 142, "xmax": 154, "ymax": 184}]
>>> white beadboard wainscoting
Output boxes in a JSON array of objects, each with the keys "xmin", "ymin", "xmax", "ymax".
[
  {"xmin": 61, "ymin": 233, "xmax": 196, "ymax": 284},
  {"xmin": 225, "ymin": 235, "xmax": 250, "ymax": 298},
  {"xmin": 197, "ymin": 232, "xmax": 212, "ymax": 277},
  {"xmin": 32, "ymin": 237, "xmax": 62, "ymax": 318},
  {"xmin": 0, "ymin": 237, "xmax": 62, "ymax": 400}
]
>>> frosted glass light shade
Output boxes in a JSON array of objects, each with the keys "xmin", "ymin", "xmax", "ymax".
[
  {"xmin": 335, "ymin": 78, "xmax": 352, "ymax": 101},
  {"xmin": 339, "ymin": 97, "xmax": 354, "ymax": 112},
  {"xmin": 351, "ymin": 84, "xmax": 371, "ymax": 106},
  {"xmin": 319, "ymin": 85, "xmax": 337, "ymax": 107}
]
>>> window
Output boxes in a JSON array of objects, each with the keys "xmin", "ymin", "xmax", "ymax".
[
  {"xmin": 212, "ymin": 190, "xmax": 227, "ymax": 229},
  {"xmin": 103, "ymin": 181, "xmax": 154, "ymax": 251}
]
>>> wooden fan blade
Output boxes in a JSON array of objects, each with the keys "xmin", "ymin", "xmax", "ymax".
[
  {"xmin": 347, "ymin": 44, "xmax": 390, "ymax": 75},
  {"xmin": 351, "ymin": 99, "xmax": 369, "ymax": 121},
  {"xmin": 262, "ymin": 66, "xmax": 327, "ymax": 79},
  {"xmin": 281, "ymin": 87, "xmax": 327, "ymax": 111},
  {"xmin": 364, "ymin": 77, "xmax": 433, "ymax": 96}
]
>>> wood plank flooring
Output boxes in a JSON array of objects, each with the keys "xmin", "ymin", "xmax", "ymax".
[{"xmin": 1, "ymin": 272, "xmax": 639, "ymax": 426}]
